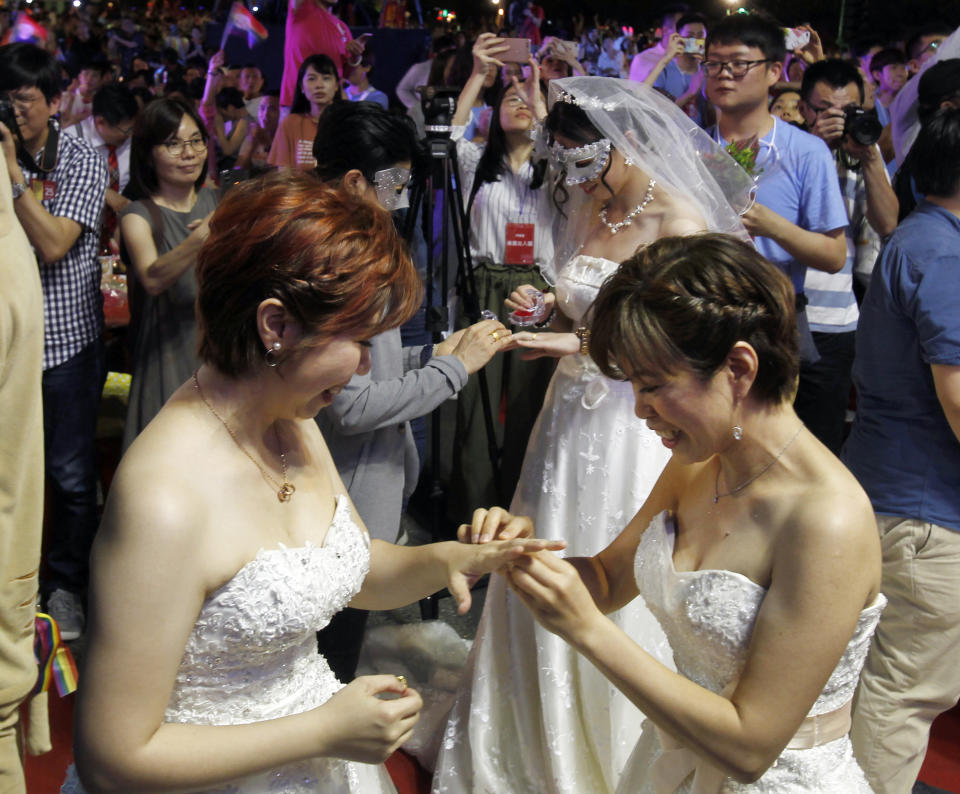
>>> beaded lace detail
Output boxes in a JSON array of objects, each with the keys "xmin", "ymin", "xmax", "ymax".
[
  {"xmin": 62, "ymin": 498, "xmax": 396, "ymax": 794},
  {"xmin": 619, "ymin": 511, "xmax": 885, "ymax": 793}
]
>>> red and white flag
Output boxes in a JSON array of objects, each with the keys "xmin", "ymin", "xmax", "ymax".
[
  {"xmin": 220, "ymin": 2, "xmax": 268, "ymax": 49},
  {"xmin": 1, "ymin": 12, "xmax": 50, "ymax": 46}
]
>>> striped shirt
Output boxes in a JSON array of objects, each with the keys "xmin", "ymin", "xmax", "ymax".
[
  {"xmin": 21, "ymin": 123, "xmax": 107, "ymax": 369},
  {"xmin": 804, "ymin": 146, "xmax": 887, "ymax": 333},
  {"xmin": 452, "ymin": 126, "xmax": 557, "ymax": 267}
]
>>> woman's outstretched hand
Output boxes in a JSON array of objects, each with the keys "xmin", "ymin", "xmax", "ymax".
[
  {"xmin": 502, "ymin": 330, "xmax": 580, "ymax": 360},
  {"xmin": 458, "ymin": 506, "xmax": 536, "ymax": 544},
  {"xmin": 506, "ymin": 550, "xmax": 603, "ymax": 646},
  {"xmin": 315, "ymin": 675, "xmax": 422, "ymax": 763},
  {"xmin": 446, "ymin": 536, "xmax": 567, "ymax": 615}
]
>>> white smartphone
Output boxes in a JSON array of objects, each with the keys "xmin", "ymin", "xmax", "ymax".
[{"xmin": 784, "ymin": 28, "xmax": 811, "ymax": 51}]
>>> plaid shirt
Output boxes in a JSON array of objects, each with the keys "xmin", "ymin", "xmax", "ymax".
[{"xmin": 21, "ymin": 122, "xmax": 107, "ymax": 370}]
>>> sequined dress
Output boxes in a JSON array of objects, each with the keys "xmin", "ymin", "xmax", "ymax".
[
  {"xmin": 62, "ymin": 497, "xmax": 395, "ymax": 794},
  {"xmin": 432, "ymin": 256, "xmax": 674, "ymax": 794},
  {"xmin": 617, "ymin": 511, "xmax": 885, "ymax": 793}
]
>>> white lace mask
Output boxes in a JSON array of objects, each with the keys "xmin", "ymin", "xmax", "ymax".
[
  {"xmin": 550, "ymin": 138, "xmax": 612, "ymax": 185},
  {"xmin": 372, "ymin": 167, "xmax": 411, "ymax": 210}
]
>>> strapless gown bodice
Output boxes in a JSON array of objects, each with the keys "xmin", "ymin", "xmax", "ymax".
[
  {"xmin": 618, "ymin": 511, "xmax": 885, "ymax": 793},
  {"xmin": 63, "ymin": 497, "xmax": 395, "ymax": 794}
]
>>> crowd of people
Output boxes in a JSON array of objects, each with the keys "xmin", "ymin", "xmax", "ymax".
[{"xmin": 0, "ymin": 1, "xmax": 959, "ymax": 793}]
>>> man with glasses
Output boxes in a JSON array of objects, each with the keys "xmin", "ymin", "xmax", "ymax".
[
  {"xmin": 905, "ymin": 24, "xmax": 953, "ymax": 77},
  {"xmin": 64, "ymin": 84, "xmax": 139, "ymax": 251},
  {"xmin": 796, "ymin": 59, "xmax": 899, "ymax": 453},
  {"xmin": 0, "ymin": 42, "xmax": 108, "ymax": 642},
  {"xmin": 703, "ymin": 14, "xmax": 847, "ymax": 366}
]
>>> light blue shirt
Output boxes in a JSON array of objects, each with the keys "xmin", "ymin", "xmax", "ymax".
[{"xmin": 716, "ymin": 117, "xmax": 849, "ymax": 296}]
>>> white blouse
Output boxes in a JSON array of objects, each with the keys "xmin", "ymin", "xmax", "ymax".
[{"xmin": 452, "ymin": 126, "xmax": 558, "ymax": 267}]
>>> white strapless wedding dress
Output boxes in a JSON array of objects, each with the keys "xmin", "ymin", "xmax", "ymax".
[
  {"xmin": 432, "ymin": 256, "xmax": 674, "ymax": 794},
  {"xmin": 62, "ymin": 497, "xmax": 396, "ymax": 794},
  {"xmin": 619, "ymin": 512, "xmax": 885, "ymax": 793}
]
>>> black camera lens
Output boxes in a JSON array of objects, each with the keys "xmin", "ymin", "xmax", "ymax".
[{"xmin": 843, "ymin": 106, "xmax": 883, "ymax": 147}]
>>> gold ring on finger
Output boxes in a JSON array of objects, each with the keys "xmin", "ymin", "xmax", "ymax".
[
  {"xmin": 396, "ymin": 674, "xmax": 407, "ymax": 690},
  {"xmin": 490, "ymin": 331, "xmax": 500, "ymax": 342}
]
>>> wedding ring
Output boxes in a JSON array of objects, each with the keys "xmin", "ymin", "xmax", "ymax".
[
  {"xmin": 490, "ymin": 331, "xmax": 500, "ymax": 342},
  {"xmin": 396, "ymin": 674, "xmax": 407, "ymax": 690},
  {"xmin": 531, "ymin": 333, "xmax": 538, "ymax": 341}
]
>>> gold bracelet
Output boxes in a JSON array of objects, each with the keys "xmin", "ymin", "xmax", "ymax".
[{"xmin": 575, "ymin": 326, "xmax": 590, "ymax": 356}]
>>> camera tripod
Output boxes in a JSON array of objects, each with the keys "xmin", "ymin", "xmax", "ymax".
[{"xmin": 403, "ymin": 107, "xmax": 504, "ymax": 618}]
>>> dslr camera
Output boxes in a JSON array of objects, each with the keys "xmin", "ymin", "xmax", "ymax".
[
  {"xmin": 843, "ymin": 106, "xmax": 883, "ymax": 147},
  {"xmin": 0, "ymin": 95, "xmax": 24, "ymax": 147}
]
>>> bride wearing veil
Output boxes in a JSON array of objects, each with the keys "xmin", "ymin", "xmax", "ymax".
[{"xmin": 431, "ymin": 77, "xmax": 754, "ymax": 794}]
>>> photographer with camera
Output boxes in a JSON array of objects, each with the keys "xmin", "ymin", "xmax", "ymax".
[
  {"xmin": 0, "ymin": 42, "xmax": 108, "ymax": 642},
  {"xmin": 797, "ymin": 58, "xmax": 899, "ymax": 452}
]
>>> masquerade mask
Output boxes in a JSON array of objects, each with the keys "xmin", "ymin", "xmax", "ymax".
[
  {"xmin": 550, "ymin": 138, "xmax": 612, "ymax": 185},
  {"xmin": 372, "ymin": 166, "xmax": 411, "ymax": 210}
]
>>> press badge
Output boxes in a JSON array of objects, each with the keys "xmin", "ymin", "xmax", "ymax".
[
  {"xmin": 504, "ymin": 220, "xmax": 534, "ymax": 265},
  {"xmin": 30, "ymin": 179, "xmax": 57, "ymax": 201}
]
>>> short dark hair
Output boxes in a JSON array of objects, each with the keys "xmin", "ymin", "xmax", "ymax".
[
  {"xmin": 869, "ymin": 47, "xmax": 906, "ymax": 76},
  {"xmin": 800, "ymin": 58, "xmax": 864, "ymax": 104},
  {"xmin": 291, "ymin": 53, "xmax": 341, "ymax": 115},
  {"xmin": 0, "ymin": 42, "xmax": 63, "ymax": 102},
  {"xmin": 215, "ymin": 86, "xmax": 245, "ymax": 110},
  {"xmin": 196, "ymin": 173, "xmax": 423, "ymax": 377},
  {"xmin": 905, "ymin": 24, "xmax": 952, "ymax": 61},
  {"xmin": 92, "ymin": 84, "xmax": 139, "ymax": 125},
  {"xmin": 912, "ymin": 107, "xmax": 960, "ymax": 198},
  {"xmin": 675, "ymin": 13, "xmax": 708, "ymax": 33},
  {"xmin": 79, "ymin": 58, "xmax": 113, "ymax": 77},
  {"xmin": 589, "ymin": 233, "xmax": 799, "ymax": 405},
  {"xmin": 127, "ymin": 97, "xmax": 209, "ymax": 200},
  {"xmin": 314, "ymin": 101, "xmax": 421, "ymax": 184},
  {"xmin": 706, "ymin": 13, "xmax": 786, "ymax": 64}
]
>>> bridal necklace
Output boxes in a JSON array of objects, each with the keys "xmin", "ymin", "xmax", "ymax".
[
  {"xmin": 599, "ymin": 178, "xmax": 656, "ymax": 234},
  {"xmin": 193, "ymin": 371, "xmax": 296, "ymax": 503},
  {"xmin": 713, "ymin": 423, "xmax": 804, "ymax": 503}
]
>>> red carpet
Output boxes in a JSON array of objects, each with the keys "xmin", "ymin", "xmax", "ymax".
[{"xmin": 25, "ymin": 690, "xmax": 960, "ymax": 793}]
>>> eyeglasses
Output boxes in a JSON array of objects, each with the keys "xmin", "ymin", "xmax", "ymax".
[
  {"xmin": 161, "ymin": 135, "xmax": 207, "ymax": 156},
  {"xmin": 701, "ymin": 59, "xmax": 773, "ymax": 78},
  {"xmin": 7, "ymin": 90, "xmax": 44, "ymax": 112}
]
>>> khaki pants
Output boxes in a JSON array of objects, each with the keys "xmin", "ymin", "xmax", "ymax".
[{"xmin": 851, "ymin": 515, "xmax": 960, "ymax": 794}]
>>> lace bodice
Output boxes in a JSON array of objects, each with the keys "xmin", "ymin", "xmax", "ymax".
[
  {"xmin": 634, "ymin": 512, "xmax": 884, "ymax": 712},
  {"xmin": 62, "ymin": 497, "xmax": 396, "ymax": 794},
  {"xmin": 554, "ymin": 254, "xmax": 619, "ymax": 325},
  {"xmin": 618, "ymin": 511, "xmax": 884, "ymax": 793},
  {"xmin": 167, "ymin": 496, "xmax": 370, "ymax": 726}
]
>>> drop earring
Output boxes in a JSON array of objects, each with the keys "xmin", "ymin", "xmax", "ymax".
[{"xmin": 265, "ymin": 341, "xmax": 282, "ymax": 368}]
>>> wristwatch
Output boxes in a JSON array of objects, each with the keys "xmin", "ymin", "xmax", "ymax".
[{"xmin": 10, "ymin": 180, "xmax": 28, "ymax": 200}]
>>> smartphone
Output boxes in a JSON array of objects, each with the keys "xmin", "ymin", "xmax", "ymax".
[
  {"xmin": 500, "ymin": 37, "xmax": 532, "ymax": 64},
  {"xmin": 784, "ymin": 28, "xmax": 811, "ymax": 51},
  {"xmin": 553, "ymin": 39, "xmax": 579, "ymax": 59},
  {"xmin": 683, "ymin": 37, "xmax": 705, "ymax": 55}
]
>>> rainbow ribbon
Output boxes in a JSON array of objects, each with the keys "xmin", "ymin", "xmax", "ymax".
[{"xmin": 33, "ymin": 613, "xmax": 78, "ymax": 697}]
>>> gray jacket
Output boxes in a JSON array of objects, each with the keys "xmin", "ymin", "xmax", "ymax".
[{"xmin": 316, "ymin": 328, "xmax": 468, "ymax": 542}]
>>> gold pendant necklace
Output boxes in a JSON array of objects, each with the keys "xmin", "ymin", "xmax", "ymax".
[{"xmin": 193, "ymin": 371, "xmax": 296, "ymax": 503}]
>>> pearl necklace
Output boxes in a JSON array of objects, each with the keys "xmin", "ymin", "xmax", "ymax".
[
  {"xmin": 713, "ymin": 423, "xmax": 804, "ymax": 503},
  {"xmin": 599, "ymin": 178, "xmax": 656, "ymax": 234},
  {"xmin": 193, "ymin": 371, "xmax": 296, "ymax": 503}
]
